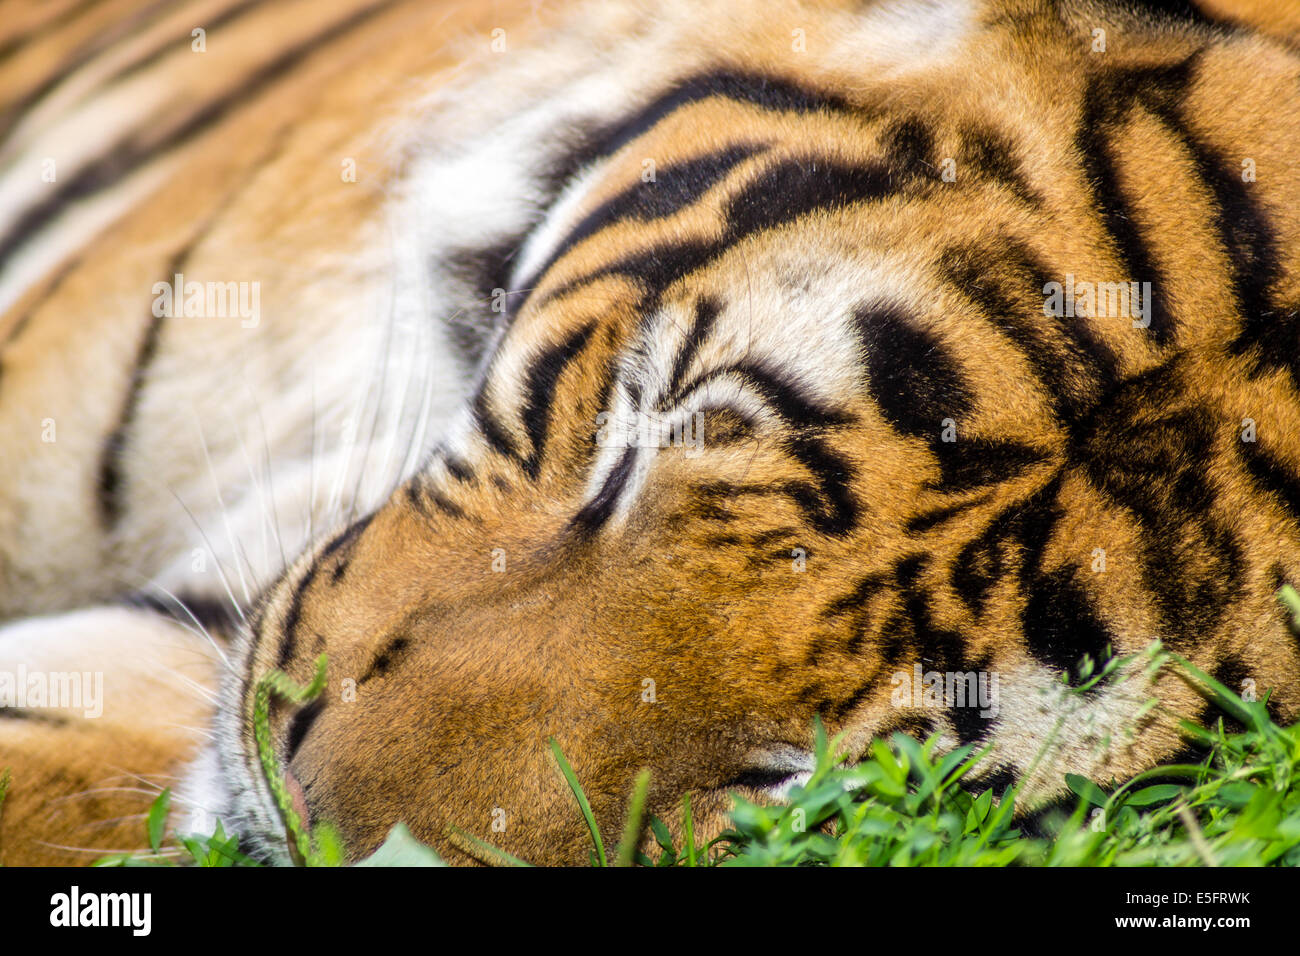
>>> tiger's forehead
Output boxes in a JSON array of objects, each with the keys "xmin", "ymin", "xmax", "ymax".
[
  {"xmin": 384, "ymin": 0, "xmax": 1008, "ymax": 376},
  {"xmin": 475, "ymin": 93, "xmax": 1029, "ymax": 443},
  {"xmin": 397, "ymin": 0, "xmax": 1243, "ymax": 494},
  {"xmin": 505, "ymin": 89, "xmax": 1012, "ymax": 307},
  {"xmin": 506, "ymin": 228, "xmax": 930, "ymax": 415}
]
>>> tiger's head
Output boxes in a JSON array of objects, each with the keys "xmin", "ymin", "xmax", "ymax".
[{"xmin": 181, "ymin": 0, "xmax": 1300, "ymax": 864}]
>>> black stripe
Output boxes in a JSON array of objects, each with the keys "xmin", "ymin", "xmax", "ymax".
[
  {"xmin": 853, "ymin": 301, "xmax": 972, "ymax": 439},
  {"xmin": 958, "ymin": 125, "xmax": 1041, "ymax": 206},
  {"xmin": 442, "ymin": 454, "xmax": 475, "ymax": 483},
  {"xmin": 277, "ymin": 559, "xmax": 323, "ymax": 668},
  {"xmin": 0, "ymin": 0, "xmax": 163, "ymax": 139},
  {"xmin": 951, "ymin": 473, "xmax": 1063, "ymax": 615},
  {"xmin": 1122, "ymin": 0, "xmax": 1236, "ymax": 29},
  {"xmin": 434, "ymin": 118, "xmax": 682, "ymax": 370},
  {"xmin": 972, "ymin": 764, "xmax": 1018, "ymax": 795},
  {"xmin": 1108, "ymin": 55, "xmax": 1290, "ymax": 378},
  {"xmin": 428, "ymin": 489, "xmax": 467, "ymax": 520},
  {"xmin": 517, "ymin": 144, "xmax": 766, "ymax": 294},
  {"xmin": 322, "ymin": 513, "xmax": 375, "ymax": 583},
  {"xmin": 666, "ymin": 297, "xmax": 721, "ymax": 401},
  {"xmin": 724, "ymin": 156, "xmax": 899, "ymax": 248},
  {"xmin": 1146, "ymin": 101, "xmax": 1279, "ymax": 335},
  {"xmin": 1, "ymin": 0, "xmax": 263, "ymax": 145},
  {"xmin": 822, "ymin": 570, "xmax": 893, "ymax": 619},
  {"xmin": 564, "ymin": 144, "xmax": 765, "ymax": 249},
  {"xmin": 671, "ymin": 358, "xmax": 858, "ymax": 535},
  {"xmin": 952, "ymin": 521, "xmax": 1014, "ymax": 617},
  {"xmin": 936, "ymin": 241, "xmax": 1120, "ymax": 428},
  {"xmin": 1021, "ymin": 566, "xmax": 1114, "ymax": 688},
  {"xmin": 0, "ymin": 0, "xmax": 112, "ymax": 65},
  {"xmin": 904, "ymin": 492, "xmax": 994, "ymax": 535},
  {"xmin": 540, "ymin": 236, "xmax": 718, "ymax": 312},
  {"xmin": 579, "ymin": 69, "xmax": 857, "ymax": 166},
  {"xmin": 695, "ymin": 499, "xmax": 737, "ymax": 523},
  {"xmin": 698, "ymin": 477, "xmax": 849, "ymax": 540},
  {"xmin": 1075, "ymin": 371, "xmax": 1244, "ymax": 642},
  {"xmin": 98, "ymin": 0, "xmax": 266, "ymax": 90},
  {"xmin": 456, "ymin": 71, "xmax": 861, "ymax": 327},
  {"xmin": 1208, "ymin": 654, "xmax": 1256, "ymax": 729},
  {"xmin": 285, "ymin": 696, "xmax": 325, "ymax": 759},
  {"xmin": 469, "ymin": 317, "xmax": 601, "ymax": 499},
  {"xmin": 930, "ymin": 438, "xmax": 1050, "ymax": 493},
  {"xmin": 945, "ymin": 661, "xmax": 999, "ymax": 748},
  {"xmin": 571, "ymin": 445, "xmax": 637, "ymax": 535},
  {"xmin": 878, "ymin": 116, "xmax": 935, "ymax": 178},
  {"xmin": 781, "ymin": 435, "xmax": 858, "ymax": 536},
  {"xmin": 0, "ymin": 708, "xmax": 72, "ymax": 726},
  {"xmin": 1074, "ymin": 66, "xmax": 1185, "ymax": 347},
  {"xmin": 1077, "ymin": 53, "xmax": 1294, "ymax": 379},
  {"xmin": 519, "ymin": 322, "xmax": 597, "ymax": 478},
  {"xmin": 721, "ymin": 768, "xmax": 808, "ymax": 791},
  {"xmin": 0, "ymin": 0, "xmax": 402, "ymax": 272},
  {"xmin": 97, "ymin": 308, "xmax": 165, "ymax": 527},
  {"xmin": 694, "ymin": 480, "xmax": 793, "ymax": 500},
  {"xmin": 872, "ymin": 710, "xmax": 938, "ymax": 742},
  {"xmin": 538, "ymin": 155, "xmax": 901, "ymax": 312},
  {"xmin": 472, "ymin": 388, "xmax": 520, "ymax": 460},
  {"xmin": 403, "ymin": 480, "xmax": 430, "ymax": 518},
  {"xmin": 359, "ymin": 635, "xmax": 411, "ymax": 683},
  {"xmin": 1238, "ymin": 439, "xmax": 1300, "ymax": 521},
  {"xmin": 442, "ymin": 238, "xmax": 524, "ymax": 373},
  {"xmin": 680, "ymin": 359, "xmax": 852, "ymax": 432},
  {"xmin": 830, "ymin": 553, "xmax": 996, "ymax": 745},
  {"xmin": 1179, "ymin": 148, "xmax": 1287, "ymax": 380},
  {"xmin": 126, "ymin": 591, "xmax": 234, "ymax": 632},
  {"xmin": 0, "ymin": 254, "xmax": 85, "ymax": 393},
  {"xmin": 95, "ymin": 120, "xmax": 300, "ymax": 529}
]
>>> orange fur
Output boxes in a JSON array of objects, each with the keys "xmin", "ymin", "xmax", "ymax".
[{"xmin": 3, "ymin": 0, "xmax": 1300, "ymax": 865}]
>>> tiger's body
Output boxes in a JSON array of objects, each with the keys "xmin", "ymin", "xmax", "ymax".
[{"xmin": 2, "ymin": 0, "xmax": 1300, "ymax": 865}]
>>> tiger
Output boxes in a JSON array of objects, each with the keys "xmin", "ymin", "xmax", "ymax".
[{"xmin": 2, "ymin": 0, "xmax": 1300, "ymax": 867}]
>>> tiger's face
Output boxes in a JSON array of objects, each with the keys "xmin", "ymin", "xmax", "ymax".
[
  {"xmin": 220, "ymin": 202, "xmax": 902, "ymax": 864},
  {"xmin": 213, "ymin": 118, "xmax": 1000, "ymax": 864},
  {"xmin": 201, "ymin": 43, "xmax": 1300, "ymax": 862},
  {"xmin": 127, "ymin": 0, "xmax": 1300, "ymax": 866}
]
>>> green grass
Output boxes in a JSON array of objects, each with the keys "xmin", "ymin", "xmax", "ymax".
[
  {"xmin": 0, "ymin": 767, "xmax": 10, "ymax": 829},
  {"xmin": 89, "ymin": 638, "xmax": 1300, "ymax": 867},
  {"xmin": 718, "ymin": 685, "xmax": 1300, "ymax": 867},
  {"xmin": 684, "ymin": 645, "xmax": 1300, "ymax": 867}
]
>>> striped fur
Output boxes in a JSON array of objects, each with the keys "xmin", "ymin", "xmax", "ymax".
[{"xmin": 2, "ymin": 0, "xmax": 1300, "ymax": 864}]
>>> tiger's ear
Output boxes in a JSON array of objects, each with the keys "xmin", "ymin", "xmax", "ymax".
[{"xmin": 0, "ymin": 607, "xmax": 221, "ymax": 866}]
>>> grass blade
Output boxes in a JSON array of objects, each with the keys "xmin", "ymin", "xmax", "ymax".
[
  {"xmin": 615, "ymin": 770, "xmax": 652, "ymax": 867},
  {"xmin": 549, "ymin": 737, "xmax": 607, "ymax": 866},
  {"xmin": 683, "ymin": 792, "xmax": 696, "ymax": 867},
  {"xmin": 446, "ymin": 826, "xmax": 533, "ymax": 867}
]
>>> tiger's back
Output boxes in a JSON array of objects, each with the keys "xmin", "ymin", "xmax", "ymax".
[{"xmin": 3, "ymin": 0, "xmax": 1300, "ymax": 865}]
